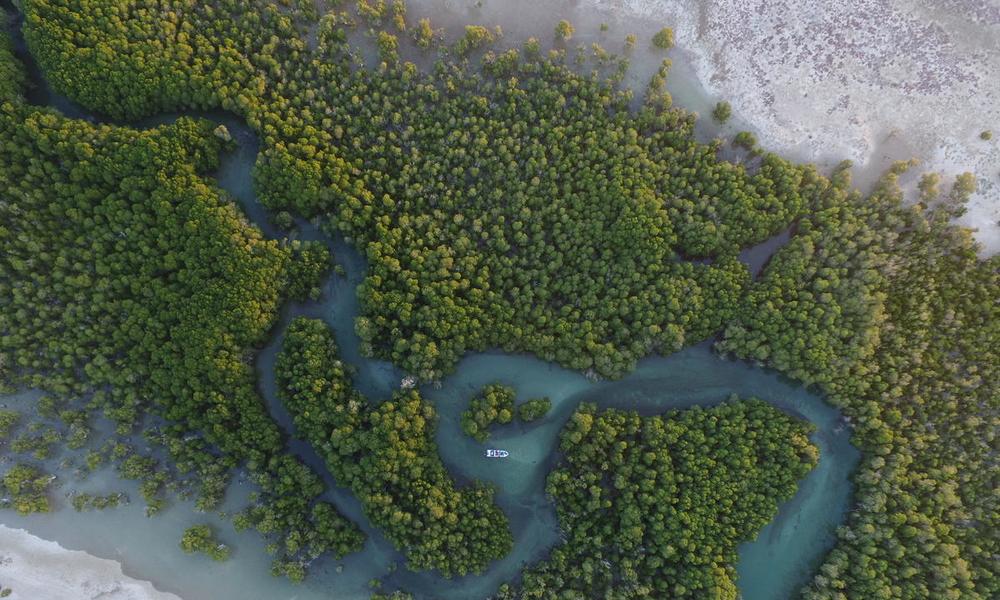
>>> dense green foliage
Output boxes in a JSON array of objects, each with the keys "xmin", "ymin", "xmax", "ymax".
[
  {"xmin": 460, "ymin": 384, "xmax": 514, "ymax": 442},
  {"xmin": 517, "ymin": 397, "xmax": 551, "ymax": 422},
  {"xmin": 370, "ymin": 592, "xmax": 413, "ymax": 600},
  {"xmin": 720, "ymin": 164, "xmax": 999, "ymax": 599},
  {"xmin": 0, "ymin": 41, "xmax": 360, "ymax": 577},
  {"xmin": 7, "ymin": 1, "xmax": 999, "ymax": 596},
  {"xmin": 554, "ymin": 20, "xmax": 574, "ymax": 41},
  {"xmin": 0, "ymin": 410, "xmax": 18, "ymax": 439},
  {"xmin": 733, "ymin": 130, "xmax": 759, "ymax": 152},
  {"xmin": 276, "ymin": 317, "xmax": 512, "ymax": 576},
  {"xmin": 21, "ymin": 0, "xmax": 820, "ymax": 381},
  {"xmin": 712, "ymin": 101, "xmax": 732, "ymax": 123},
  {"xmin": 0, "ymin": 27, "xmax": 23, "ymax": 104},
  {"xmin": 70, "ymin": 492, "xmax": 127, "ymax": 512},
  {"xmin": 506, "ymin": 400, "xmax": 817, "ymax": 599},
  {"xmin": 180, "ymin": 524, "xmax": 231, "ymax": 561},
  {"xmin": 652, "ymin": 27, "xmax": 675, "ymax": 50},
  {"xmin": 918, "ymin": 172, "xmax": 942, "ymax": 204},
  {"xmin": 10, "ymin": 424, "xmax": 60, "ymax": 460},
  {"xmin": 287, "ymin": 240, "xmax": 334, "ymax": 301},
  {"xmin": 455, "ymin": 25, "xmax": 498, "ymax": 56},
  {"xmin": 0, "ymin": 463, "xmax": 53, "ymax": 515}
]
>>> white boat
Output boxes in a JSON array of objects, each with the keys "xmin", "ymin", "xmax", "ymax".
[{"xmin": 485, "ymin": 449, "xmax": 509, "ymax": 458}]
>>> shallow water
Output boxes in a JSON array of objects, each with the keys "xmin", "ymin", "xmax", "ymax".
[{"xmin": 1, "ymin": 7, "xmax": 858, "ymax": 600}]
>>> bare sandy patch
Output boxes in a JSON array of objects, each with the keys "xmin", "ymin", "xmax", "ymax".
[{"xmin": 0, "ymin": 525, "xmax": 182, "ymax": 600}]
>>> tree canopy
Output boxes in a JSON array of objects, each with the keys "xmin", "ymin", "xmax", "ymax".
[
  {"xmin": 461, "ymin": 384, "xmax": 515, "ymax": 442},
  {"xmin": 719, "ymin": 163, "xmax": 999, "ymax": 599},
  {"xmin": 517, "ymin": 397, "xmax": 551, "ymax": 423},
  {"xmin": 504, "ymin": 399, "xmax": 817, "ymax": 599},
  {"xmin": 0, "ymin": 42, "xmax": 360, "ymax": 578},
  {"xmin": 5, "ymin": 1, "xmax": 998, "ymax": 596},
  {"xmin": 21, "ymin": 0, "xmax": 819, "ymax": 381},
  {"xmin": 276, "ymin": 318, "xmax": 512, "ymax": 577}
]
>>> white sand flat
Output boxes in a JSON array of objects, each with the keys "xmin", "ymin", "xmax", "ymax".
[{"xmin": 0, "ymin": 525, "xmax": 182, "ymax": 600}]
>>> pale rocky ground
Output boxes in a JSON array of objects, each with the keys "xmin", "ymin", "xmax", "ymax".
[
  {"xmin": 0, "ymin": 525, "xmax": 181, "ymax": 600},
  {"xmin": 592, "ymin": 0, "xmax": 1000, "ymax": 253}
]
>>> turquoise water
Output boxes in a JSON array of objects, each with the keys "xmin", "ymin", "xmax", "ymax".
[{"xmin": 0, "ymin": 11, "xmax": 859, "ymax": 600}]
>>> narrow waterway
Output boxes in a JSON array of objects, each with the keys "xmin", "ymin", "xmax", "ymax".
[{"xmin": 1, "ymin": 8, "xmax": 859, "ymax": 600}]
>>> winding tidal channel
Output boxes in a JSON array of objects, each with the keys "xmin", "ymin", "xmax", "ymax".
[{"xmin": 1, "ymin": 13, "xmax": 859, "ymax": 600}]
